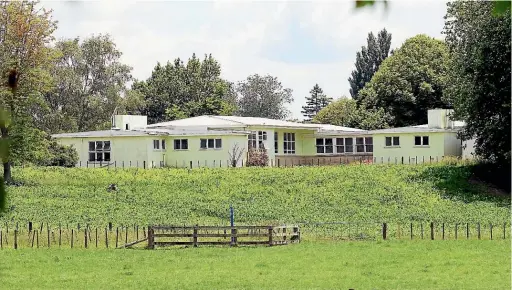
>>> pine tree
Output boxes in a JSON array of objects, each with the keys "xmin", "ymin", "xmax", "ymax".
[
  {"xmin": 348, "ymin": 28, "xmax": 392, "ymax": 100},
  {"xmin": 301, "ymin": 84, "xmax": 332, "ymax": 121}
]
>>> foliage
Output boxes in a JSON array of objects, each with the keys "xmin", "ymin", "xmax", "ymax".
[
  {"xmin": 443, "ymin": 1, "xmax": 511, "ymax": 166},
  {"xmin": 246, "ymin": 147, "xmax": 269, "ymax": 167},
  {"xmin": 31, "ymin": 34, "xmax": 132, "ymax": 133},
  {"xmin": 313, "ymin": 97, "xmax": 390, "ymax": 130},
  {"xmin": 132, "ymin": 54, "xmax": 236, "ymax": 124},
  {"xmin": 301, "ymin": 84, "xmax": 332, "ymax": 122},
  {"xmin": 42, "ymin": 139, "xmax": 78, "ymax": 167},
  {"xmin": 1, "ymin": 165, "xmax": 508, "ymax": 226},
  {"xmin": 228, "ymin": 143, "xmax": 245, "ymax": 167},
  {"xmin": 236, "ymin": 74, "xmax": 293, "ymax": 120},
  {"xmin": 358, "ymin": 34, "xmax": 451, "ymax": 127},
  {"xmin": 348, "ymin": 28, "xmax": 392, "ymax": 100}
]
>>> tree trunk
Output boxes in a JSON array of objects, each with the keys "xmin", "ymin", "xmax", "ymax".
[{"xmin": 0, "ymin": 126, "xmax": 11, "ymax": 183}]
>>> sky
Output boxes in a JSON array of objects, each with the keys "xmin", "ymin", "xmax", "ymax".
[{"xmin": 40, "ymin": 0, "xmax": 448, "ymax": 120}]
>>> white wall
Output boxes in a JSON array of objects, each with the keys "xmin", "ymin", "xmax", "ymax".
[
  {"xmin": 114, "ymin": 115, "xmax": 147, "ymax": 130},
  {"xmin": 443, "ymin": 133, "xmax": 462, "ymax": 157}
]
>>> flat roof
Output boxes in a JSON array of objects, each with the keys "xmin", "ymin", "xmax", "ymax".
[{"xmin": 52, "ymin": 128, "xmax": 250, "ymax": 138}]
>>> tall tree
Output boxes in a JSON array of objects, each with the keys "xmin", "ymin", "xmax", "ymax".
[
  {"xmin": 0, "ymin": 0, "xmax": 57, "ymax": 182},
  {"xmin": 33, "ymin": 34, "xmax": 132, "ymax": 133},
  {"xmin": 236, "ymin": 74, "xmax": 293, "ymax": 120},
  {"xmin": 132, "ymin": 53, "xmax": 235, "ymax": 124},
  {"xmin": 301, "ymin": 84, "xmax": 332, "ymax": 122},
  {"xmin": 358, "ymin": 34, "xmax": 451, "ymax": 127},
  {"xmin": 443, "ymin": 1, "xmax": 510, "ymax": 165},
  {"xmin": 348, "ymin": 28, "xmax": 392, "ymax": 100},
  {"xmin": 313, "ymin": 97, "xmax": 390, "ymax": 130}
]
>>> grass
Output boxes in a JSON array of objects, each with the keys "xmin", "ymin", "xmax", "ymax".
[
  {"xmin": 0, "ymin": 240, "xmax": 509, "ymax": 289},
  {"xmin": 2, "ymin": 164, "xmax": 509, "ymax": 228}
]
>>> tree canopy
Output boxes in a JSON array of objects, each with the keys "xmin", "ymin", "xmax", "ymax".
[
  {"xmin": 443, "ymin": 1, "xmax": 511, "ymax": 165},
  {"xmin": 236, "ymin": 74, "xmax": 293, "ymax": 120},
  {"xmin": 358, "ymin": 34, "xmax": 451, "ymax": 127},
  {"xmin": 348, "ymin": 28, "xmax": 392, "ymax": 100},
  {"xmin": 301, "ymin": 84, "xmax": 332, "ymax": 122}
]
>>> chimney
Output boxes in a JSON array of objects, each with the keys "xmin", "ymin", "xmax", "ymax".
[{"xmin": 427, "ymin": 109, "xmax": 454, "ymax": 129}]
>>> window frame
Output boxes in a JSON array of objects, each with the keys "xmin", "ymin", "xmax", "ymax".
[
  {"xmin": 414, "ymin": 135, "xmax": 430, "ymax": 147},
  {"xmin": 173, "ymin": 139, "xmax": 189, "ymax": 150},
  {"xmin": 274, "ymin": 132, "xmax": 278, "ymax": 154},
  {"xmin": 88, "ymin": 141, "xmax": 111, "ymax": 162},
  {"xmin": 316, "ymin": 138, "xmax": 334, "ymax": 154},
  {"xmin": 153, "ymin": 139, "xmax": 160, "ymax": 150},
  {"xmin": 200, "ymin": 138, "xmax": 222, "ymax": 150},
  {"xmin": 248, "ymin": 132, "xmax": 257, "ymax": 149},
  {"xmin": 385, "ymin": 136, "xmax": 400, "ymax": 147},
  {"xmin": 355, "ymin": 137, "xmax": 373, "ymax": 153},
  {"xmin": 283, "ymin": 132, "xmax": 296, "ymax": 154}
]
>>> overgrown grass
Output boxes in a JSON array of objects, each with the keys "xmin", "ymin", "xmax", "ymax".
[
  {"xmin": 1, "ymin": 164, "xmax": 509, "ymax": 227},
  {"xmin": 0, "ymin": 240, "xmax": 509, "ymax": 289}
]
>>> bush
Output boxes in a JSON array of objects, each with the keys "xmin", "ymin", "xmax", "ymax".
[
  {"xmin": 42, "ymin": 139, "xmax": 78, "ymax": 167},
  {"xmin": 246, "ymin": 146, "xmax": 269, "ymax": 167}
]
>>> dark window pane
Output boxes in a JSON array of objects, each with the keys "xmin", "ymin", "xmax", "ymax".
[
  {"xmin": 291, "ymin": 134, "xmax": 295, "ymax": 141},
  {"xmin": 326, "ymin": 146, "xmax": 333, "ymax": 153},
  {"xmin": 182, "ymin": 139, "xmax": 188, "ymax": 149},
  {"xmin": 365, "ymin": 137, "xmax": 373, "ymax": 145},
  {"xmin": 174, "ymin": 140, "xmax": 180, "ymax": 150},
  {"xmin": 316, "ymin": 138, "xmax": 324, "ymax": 146},
  {"xmin": 153, "ymin": 140, "xmax": 159, "ymax": 149},
  {"xmin": 208, "ymin": 139, "xmax": 214, "ymax": 148},
  {"xmin": 356, "ymin": 137, "xmax": 364, "ymax": 145},
  {"xmin": 96, "ymin": 141, "xmax": 103, "ymax": 150},
  {"xmin": 317, "ymin": 146, "xmax": 324, "ymax": 154},
  {"xmin": 393, "ymin": 137, "xmax": 400, "ymax": 146},
  {"xmin": 325, "ymin": 138, "xmax": 333, "ymax": 145},
  {"xmin": 336, "ymin": 145, "xmax": 344, "ymax": 153},
  {"xmin": 346, "ymin": 145, "xmax": 353, "ymax": 152},
  {"xmin": 366, "ymin": 145, "xmax": 373, "ymax": 152},
  {"xmin": 89, "ymin": 153, "xmax": 95, "ymax": 161},
  {"xmin": 162, "ymin": 140, "xmax": 166, "ymax": 149},
  {"xmin": 356, "ymin": 145, "xmax": 365, "ymax": 152},
  {"xmin": 385, "ymin": 137, "xmax": 392, "ymax": 146},
  {"xmin": 415, "ymin": 136, "xmax": 421, "ymax": 146},
  {"xmin": 96, "ymin": 153, "xmax": 103, "ymax": 161},
  {"xmin": 215, "ymin": 139, "xmax": 222, "ymax": 149},
  {"xmin": 104, "ymin": 152, "xmax": 111, "ymax": 161},
  {"xmin": 284, "ymin": 133, "xmax": 288, "ymax": 141},
  {"xmin": 291, "ymin": 143, "xmax": 295, "ymax": 150},
  {"xmin": 200, "ymin": 139, "xmax": 207, "ymax": 149},
  {"xmin": 336, "ymin": 138, "xmax": 344, "ymax": 145},
  {"xmin": 423, "ymin": 136, "xmax": 429, "ymax": 146},
  {"xmin": 89, "ymin": 142, "xmax": 95, "ymax": 151},
  {"xmin": 284, "ymin": 143, "xmax": 288, "ymax": 150},
  {"xmin": 104, "ymin": 141, "xmax": 111, "ymax": 150},
  {"xmin": 345, "ymin": 138, "xmax": 353, "ymax": 145},
  {"xmin": 259, "ymin": 141, "xmax": 264, "ymax": 149}
]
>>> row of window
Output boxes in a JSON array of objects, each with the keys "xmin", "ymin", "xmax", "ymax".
[
  {"xmin": 385, "ymin": 136, "xmax": 429, "ymax": 147},
  {"xmin": 156, "ymin": 138, "xmax": 222, "ymax": 150},
  {"xmin": 316, "ymin": 137, "xmax": 373, "ymax": 154}
]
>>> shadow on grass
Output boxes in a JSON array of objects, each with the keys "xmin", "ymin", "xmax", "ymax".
[{"xmin": 411, "ymin": 165, "xmax": 510, "ymax": 207}]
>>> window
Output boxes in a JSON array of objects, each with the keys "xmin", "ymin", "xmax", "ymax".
[
  {"xmin": 274, "ymin": 132, "xmax": 278, "ymax": 154},
  {"xmin": 248, "ymin": 132, "xmax": 257, "ymax": 149},
  {"xmin": 174, "ymin": 139, "xmax": 188, "ymax": 150},
  {"xmin": 316, "ymin": 138, "xmax": 334, "ymax": 154},
  {"xmin": 356, "ymin": 137, "xmax": 373, "ymax": 153},
  {"xmin": 162, "ymin": 140, "xmax": 166, "ymax": 150},
  {"xmin": 283, "ymin": 133, "xmax": 295, "ymax": 154},
  {"xmin": 335, "ymin": 138, "xmax": 354, "ymax": 153},
  {"xmin": 125, "ymin": 124, "xmax": 129, "ymax": 130},
  {"xmin": 88, "ymin": 141, "xmax": 111, "ymax": 162},
  {"xmin": 258, "ymin": 131, "xmax": 267, "ymax": 148},
  {"xmin": 200, "ymin": 138, "xmax": 222, "ymax": 149},
  {"xmin": 385, "ymin": 136, "xmax": 400, "ymax": 147},
  {"xmin": 415, "ymin": 136, "xmax": 429, "ymax": 146},
  {"xmin": 153, "ymin": 140, "xmax": 160, "ymax": 150}
]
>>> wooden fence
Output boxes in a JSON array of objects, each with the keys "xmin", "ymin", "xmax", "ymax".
[{"xmin": 147, "ymin": 225, "xmax": 300, "ymax": 249}]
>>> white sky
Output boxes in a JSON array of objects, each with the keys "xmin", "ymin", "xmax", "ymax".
[{"xmin": 41, "ymin": 0, "xmax": 448, "ymax": 120}]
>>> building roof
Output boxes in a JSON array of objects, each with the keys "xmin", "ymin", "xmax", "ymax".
[
  {"xmin": 147, "ymin": 115, "xmax": 363, "ymax": 132},
  {"xmin": 369, "ymin": 123, "xmax": 464, "ymax": 134},
  {"xmin": 52, "ymin": 128, "xmax": 249, "ymax": 138}
]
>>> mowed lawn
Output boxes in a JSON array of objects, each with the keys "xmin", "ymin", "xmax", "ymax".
[{"xmin": 1, "ymin": 240, "xmax": 509, "ymax": 289}]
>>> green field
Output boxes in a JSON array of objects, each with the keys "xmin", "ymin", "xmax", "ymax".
[
  {"xmin": 2, "ymin": 164, "xmax": 509, "ymax": 228},
  {"xmin": 0, "ymin": 240, "xmax": 509, "ymax": 289}
]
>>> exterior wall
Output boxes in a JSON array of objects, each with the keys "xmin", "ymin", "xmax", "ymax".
[
  {"xmin": 462, "ymin": 138, "xmax": 476, "ymax": 159},
  {"xmin": 113, "ymin": 115, "xmax": 147, "ymax": 130},
  {"xmin": 444, "ymin": 133, "xmax": 462, "ymax": 157},
  {"xmin": 164, "ymin": 134, "xmax": 248, "ymax": 168},
  {"xmin": 373, "ymin": 132, "xmax": 448, "ymax": 164},
  {"xmin": 56, "ymin": 136, "xmax": 152, "ymax": 168}
]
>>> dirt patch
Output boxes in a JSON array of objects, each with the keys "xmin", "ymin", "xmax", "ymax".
[{"xmin": 469, "ymin": 177, "xmax": 510, "ymax": 198}]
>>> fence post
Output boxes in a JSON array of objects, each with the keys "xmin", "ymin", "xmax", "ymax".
[
  {"xmin": 268, "ymin": 226, "xmax": 273, "ymax": 246},
  {"xmin": 382, "ymin": 223, "xmax": 387, "ymax": 240},
  {"xmin": 14, "ymin": 229, "xmax": 17, "ymax": 249},
  {"xmin": 504, "ymin": 223, "xmax": 507, "ymax": 239},
  {"xmin": 71, "ymin": 229, "xmax": 74, "ymax": 248},
  {"xmin": 442, "ymin": 223, "xmax": 445, "ymax": 240},
  {"xmin": 105, "ymin": 228, "xmax": 109, "ymax": 249},
  {"xmin": 490, "ymin": 223, "xmax": 493, "ymax": 240},
  {"xmin": 85, "ymin": 228, "xmax": 88, "ymax": 249},
  {"xmin": 193, "ymin": 225, "xmax": 198, "ymax": 247},
  {"xmin": 115, "ymin": 227, "xmax": 119, "ymax": 248},
  {"xmin": 148, "ymin": 227, "xmax": 154, "ymax": 249},
  {"xmin": 410, "ymin": 223, "xmax": 413, "ymax": 240},
  {"xmin": 59, "ymin": 224, "xmax": 62, "ymax": 247},
  {"xmin": 477, "ymin": 223, "xmax": 481, "ymax": 240},
  {"xmin": 96, "ymin": 228, "xmax": 98, "ymax": 248},
  {"xmin": 430, "ymin": 222, "xmax": 434, "ymax": 240},
  {"xmin": 455, "ymin": 224, "xmax": 458, "ymax": 240},
  {"xmin": 143, "ymin": 161, "xmax": 146, "ymax": 169},
  {"xmin": 125, "ymin": 227, "xmax": 128, "ymax": 244},
  {"xmin": 36, "ymin": 230, "xmax": 39, "ymax": 248},
  {"xmin": 467, "ymin": 223, "xmax": 469, "ymax": 239}
]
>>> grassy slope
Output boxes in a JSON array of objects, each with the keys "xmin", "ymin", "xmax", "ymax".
[
  {"xmin": 2, "ymin": 164, "xmax": 509, "ymax": 226},
  {"xmin": 0, "ymin": 240, "xmax": 509, "ymax": 289}
]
